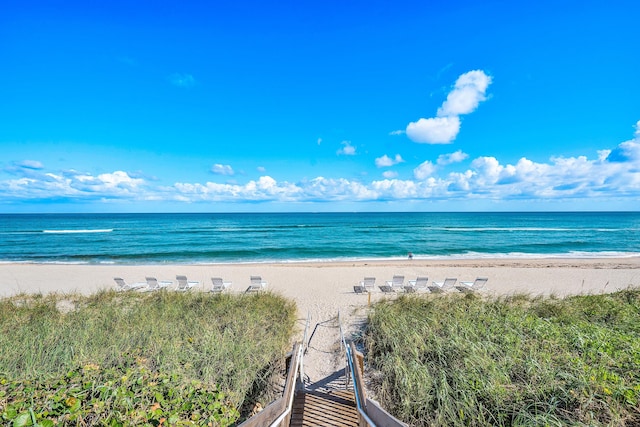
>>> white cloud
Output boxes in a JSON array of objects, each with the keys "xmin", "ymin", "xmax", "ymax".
[
  {"xmin": 17, "ymin": 160, "xmax": 44, "ymax": 170},
  {"xmin": 5, "ymin": 160, "xmax": 46, "ymax": 178},
  {"xmin": 437, "ymin": 70, "xmax": 492, "ymax": 116},
  {"xmin": 2, "ymin": 121, "xmax": 640, "ymax": 207},
  {"xmin": 413, "ymin": 161, "xmax": 436, "ymax": 180},
  {"xmin": 317, "ymin": 138, "xmax": 322, "ymax": 145},
  {"xmin": 389, "ymin": 130, "xmax": 405, "ymax": 136},
  {"xmin": 337, "ymin": 141, "xmax": 356, "ymax": 156},
  {"xmin": 375, "ymin": 154, "xmax": 404, "ymax": 168},
  {"xmin": 257, "ymin": 166, "xmax": 267, "ymax": 173},
  {"xmin": 96, "ymin": 171, "xmax": 144, "ymax": 189},
  {"xmin": 0, "ymin": 169, "xmax": 146, "ymax": 201},
  {"xmin": 406, "ymin": 70, "xmax": 492, "ymax": 144},
  {"xmin": 609, "ymin": 141, "xmax": 640, "ymax": 163},
  {"xmin": 437, "ymin": 150, "xmax": 469, "ymax": 165},
  {"xmin": 606, "ymin": 121, "xmax": 640, "ymax": 163},
  {"xmin": 406, "ymin": 116, "xmax": 461, "ymax": 144},
  {"xmin": 169, "ymin": 73, "xmax": 196, "ymax": 88},
  {"xmin": 371, "ymin": 179, "xmax": 420, "ymax": 199},
  {"xmin": 211, "ymin": 164, "xmax": 235, "ymax": 175}
]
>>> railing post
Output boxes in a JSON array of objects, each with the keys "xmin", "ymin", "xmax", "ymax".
[
  {"xmin": 300, "ymin": 312, "xmax": 311, "ymax": 390},
  {"xmin": 349, "ymin": 341, "xmax": 368, "ymax": 411}
]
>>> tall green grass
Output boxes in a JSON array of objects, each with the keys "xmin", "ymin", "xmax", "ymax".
[
  {"xmin": 0, "ymin": 290, "xmax": 296, "ymax": 426},
  {"xmin": 364, "ymin": 289, "xmax": 640, "ymax": 426}
]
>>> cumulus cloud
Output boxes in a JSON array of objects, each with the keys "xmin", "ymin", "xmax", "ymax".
[
  {"xmin": 174, "ymin": 176, "xmax": 374, "ymax": 203},
  {"xmin": 606, "ymin": 120, "xmax": 640, "ymax": 163},
  {"xmin": 211, "ymin": 164, "xmax": 235, "ymax": 175},
  {"xmin": 414, "ymin": 161, "xmax": 436, "ymax": 180},
  {"xmin": 2, "ymin": 121, "xmax": 640, "ymax": 206},
  {"xmin": 406, "ymin": 116, "xmax": 461, "ymax": 144},
  {"xmin": 337, "ymin": 141, "xmax": 356, "ymax": 156},
  {"xmin": 96, "ymin": 171, "xmax": 144, "ymax": 188},
  {"xmin": 437, "ymin": 150, "xmax": 469, "ymax": 165},
  {"xmin": 437, "ymin": 70, "xmax": 492, "ymax": 116},
  {"xmin": 169, "ymin": 73, "xmax": 196, "ymax": 88},
  {"xmin": 375, "ymin": 154, "xmax": 404, "ymax": 168},
  {"xmin": 608, "ymin": 142, "xmax": 640, "ymax": 163},
  {"xmin": 0, "ymin": 169, "xmax": 146, "ymax": 201},
  {"xmin": 406, "ymin": 70, "xmax": 492, "ymax": 144}
]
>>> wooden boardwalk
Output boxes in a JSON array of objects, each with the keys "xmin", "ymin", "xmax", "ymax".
[{"xmin": 289, "ymin": 389, "xmax": 359, "ymax": 427}]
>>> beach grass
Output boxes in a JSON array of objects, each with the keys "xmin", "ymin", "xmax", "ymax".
[
  {"xmin": 364, "ymin": 288, "xmax": 640, "ymax": 426},
  {"xmin": 0, "ymin": 290, "xmax": 296, "ymax": 426}
]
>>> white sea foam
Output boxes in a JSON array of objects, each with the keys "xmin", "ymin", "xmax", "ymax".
[
  {"xmin": 183, "ymin": 252, "xmax": 640, "ymax": 265},
  {"xmin": 42, "ymin": 229, "xmax": 113, "ymax": 234},
  {"xmin": 412, "ymin": 251, "xmax": 640, "ymax": 260},
  {"xmin": 437, "ymin": 227, "xmax": 620, "ymax": 232}
]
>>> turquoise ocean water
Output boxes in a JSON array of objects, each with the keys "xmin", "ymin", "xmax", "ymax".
[{"xmin": 0, "ymin": 212, "xmax": 639, "ymax": 265}]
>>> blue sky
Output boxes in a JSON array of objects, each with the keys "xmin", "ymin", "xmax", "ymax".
[{"xmin": 1, "ymin": 0, "xmax": 639, "ymax": 212}]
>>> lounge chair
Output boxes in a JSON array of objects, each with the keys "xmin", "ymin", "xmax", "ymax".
[
  {"xmin": 245, "ymin": 276, "xmax": 267, "ymax": 293},
  {"xmin": 404, "ymin": 276, "xmax": 428, "ymax": 293},
  {"xmin": 385, "ymin": 275, "xmax": 405, "ymax": 290},
  {"xmin": 113, "ymin": 277, "xmax": 147, "ymax": 292},
  {"xmin": 144, "ymin": 276, "xmax": 173, "ymax": 292},
  {"xmin": 428, "ymin": 278, "xmax": 457, "ymax": 293},
  {"xmin": 210, "ymin": 277, "xmax": 232, "ymax": 293},
  {"xmin": 456, "ymin": 277, "xmax": 488, "ymax": 293},
  {"xmin": 354, "ymin": 277, "xmax": 375, "ymax": 293},
  {"xmin": 175, "ymin": 275, "xmax": 200, "ymax": 292}
]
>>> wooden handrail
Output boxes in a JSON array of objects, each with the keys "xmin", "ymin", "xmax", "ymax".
[
  {"xmin": 347, "ymin": 340, "xmax": 408, "ymax": 427},
  {"xmin": 237, "ymin": 342, "xmax": 303, "ymax": 427}
]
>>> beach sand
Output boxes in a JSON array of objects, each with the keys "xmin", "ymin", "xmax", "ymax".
[{"xmin": 2, "ymin": 258, "xmax": 640, "ymax": 384}]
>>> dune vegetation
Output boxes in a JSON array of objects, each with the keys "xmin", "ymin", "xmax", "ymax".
[
  {"xmin": 3, "ymin": 287, "xmax": 640, "ymax": 426},
  {"xmin": 0, "ymin": 290, "xmax": 296, "ymax": 426},
  {"xmin": 364, "ymin": 288, "xmax": 640, "ymax": 426}
]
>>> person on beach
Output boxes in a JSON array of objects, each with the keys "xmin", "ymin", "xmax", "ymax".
[{"xmin": 408, "ymin": 252, "xmax": 413, "ymax": 260}]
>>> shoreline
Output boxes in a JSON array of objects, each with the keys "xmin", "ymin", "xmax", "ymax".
[{"xmin": 3, "ymin": 251, "xmax": 640, "ymax": 267}]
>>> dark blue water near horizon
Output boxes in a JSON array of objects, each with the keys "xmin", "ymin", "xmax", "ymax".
[{"xmin": 0, "ymin": 212, "xmax": 639, "ymax": 265}]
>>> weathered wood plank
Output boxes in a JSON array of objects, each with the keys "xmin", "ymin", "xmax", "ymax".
[{"xmin": 289, "ymin": 390, "xmax": 359, "ymax": 427}]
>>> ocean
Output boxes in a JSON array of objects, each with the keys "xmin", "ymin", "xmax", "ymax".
[{"xmin": 0, "ymin": 212, "xmax": 639, "ymax": 265}]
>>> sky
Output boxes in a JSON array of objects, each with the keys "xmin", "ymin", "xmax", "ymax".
[{"xmin": 1, "ymin": 0, "xmax": 639, "ymax": 213}]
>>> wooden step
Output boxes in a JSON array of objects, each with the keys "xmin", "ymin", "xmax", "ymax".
[{"xmin": 289, "ymin": 389, "xmax": 360, "ymax": 427}]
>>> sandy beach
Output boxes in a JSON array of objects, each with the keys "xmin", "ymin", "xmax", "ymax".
[{"xmin": 2, "ymin": 258, "xmax": 640, "ymax": 383}]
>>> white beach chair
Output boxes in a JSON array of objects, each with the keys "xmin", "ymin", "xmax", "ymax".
[
  {"xmin": 175, "ymin": 275, "xmax": 200, "ymax": 292},
  {"xmin": 385, "ymin": 275, "xmax": 405, "ymax": 290},
  {"xmin": 210, "ymin": 277, "xmax": 232, "ymax": 293},
  {"xmin": 428, "ymin": 278, "xmax": 457, "ymax": 293},
  {"xmin": 354, "ymin": 276, "xmax": 376, "ymax": 293},
  {"xmin": 245, "ymin": 276, "xmax": 267, "ymax": 293},
  {"xmin": 144, "ymin": 277, "xmax": 173, "ymax": 292},
  {"xmin": 404, "ymin": 276, "xmax": 428, "ymax": 293},
  {"xmin": 456, "ymin": 277, "xmax": 488, "ymax": 293},
  {"xmin": 113, "ymin": 277, "xmax": 147, "ymax": 292}
]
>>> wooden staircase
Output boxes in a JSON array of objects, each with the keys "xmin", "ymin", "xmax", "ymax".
[{"xmin": 237, "ymin": 314, "xmax": 407, "ymax": 427}]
